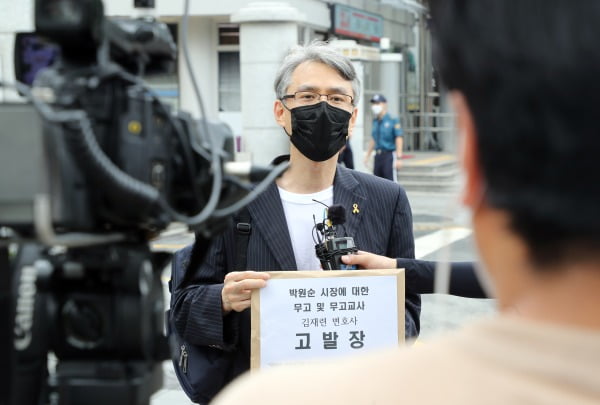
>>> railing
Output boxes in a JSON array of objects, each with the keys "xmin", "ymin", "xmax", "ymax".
[{"xmin": 399, "ymin": 92, "xmax": 457, "ymax": 151}]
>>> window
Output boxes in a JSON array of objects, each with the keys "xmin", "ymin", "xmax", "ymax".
[
  {"xmin": 218, "ymin": 52, "xmax": 241, "ymax": 112},
  {"xmin": 218, "ymin": 24, "xmax": 239, "ymax": 45}
]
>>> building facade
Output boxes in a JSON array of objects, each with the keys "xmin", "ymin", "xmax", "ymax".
[{"xmin": 1, "ymin": 0, "xmax": 429, "ymax": 168}]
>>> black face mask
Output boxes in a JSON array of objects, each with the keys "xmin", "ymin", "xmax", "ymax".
[{"xmin": 287, "ymin": 102, "xmax": 352, "ymax": 162}]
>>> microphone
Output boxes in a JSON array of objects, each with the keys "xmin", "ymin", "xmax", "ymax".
[
  {"xmin": 312, "ymin": 202, "xmax": 358, "ymax": 270},
  {"xmin": 326, "ymin": 204, "xmax": 346, "ymax": 226}
]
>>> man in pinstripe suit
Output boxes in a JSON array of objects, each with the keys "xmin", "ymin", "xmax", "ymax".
[{"xmin": 171, "ymin": 42, "xmax": 419, "ymax": 399}]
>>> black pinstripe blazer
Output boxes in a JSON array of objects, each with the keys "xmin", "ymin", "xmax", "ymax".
[{"xmin": 172, "ymin": 163, "xmax": 420, "ymax": 378}]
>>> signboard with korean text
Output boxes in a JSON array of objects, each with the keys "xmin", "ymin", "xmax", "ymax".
[
  {"xmin": 332, "ymin": 4, "xmax": 384, "ymax": 42},
  {"xmin": 250, "ymin": 269, "xmax": 404, "ymax": 369}
]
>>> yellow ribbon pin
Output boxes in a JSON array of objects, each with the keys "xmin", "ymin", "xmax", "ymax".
[
  {"xmin": 128, "ymin": 120, "xmax": 142, "ymax": 134},
  {"xmin": 352, "ymin": 204, "xmax": 360, "ymax": 214}
]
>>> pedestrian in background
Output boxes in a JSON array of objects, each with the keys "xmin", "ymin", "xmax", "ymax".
[
  {"xmin": 364, "ymin": 93, "xmax": 403, "ymax": 181},
  {"xmin": 337, "ymin": 136, "xmax": 354, "ymax": 169}
]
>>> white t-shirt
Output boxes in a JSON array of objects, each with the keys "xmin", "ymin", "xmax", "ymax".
[{"xmin": 278, "ymin": 186, "xmax": 334, "ymax": 271}]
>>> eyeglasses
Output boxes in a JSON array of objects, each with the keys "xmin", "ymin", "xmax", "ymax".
[{"xmin": 281, "ymin": 91, "xmax": 354, "ymax": 109}]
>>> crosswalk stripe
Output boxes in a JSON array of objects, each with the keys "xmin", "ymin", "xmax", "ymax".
[{"xmin": 414, "ymin": 227, "xmax": 472, "ymax": 259}]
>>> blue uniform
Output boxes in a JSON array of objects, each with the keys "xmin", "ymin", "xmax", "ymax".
[{"xmin": 372, "ymin": 113, "xmax": 403, "ymax": 181}]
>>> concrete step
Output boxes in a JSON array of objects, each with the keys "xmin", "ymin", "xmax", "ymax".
[
  {"xmin": 401, "ymin": 153, "xmax": 458, "ymax": 174},
  {"xmin": 399, "ymin": 179, "xmax": 461, "ymax": 193},
  {"xmin": 400, "ymin": 164, "xmax": 458, "ymax": 175},
  {"xmin": 398, "ymin": 167, "xmax": 460, "ymax": 183},
  {"xmin": 397, "ymin": 153, "xmax": 461, "ymax": 192}
]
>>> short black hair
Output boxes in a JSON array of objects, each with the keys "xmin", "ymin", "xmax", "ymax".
[{"xmin": 430, "ymin": 0, "xmax": 600, "ymax": 267}]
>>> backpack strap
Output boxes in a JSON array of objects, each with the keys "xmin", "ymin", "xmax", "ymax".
[
  {"xmin": 177, "ymin": 232, "xmax": 209, "ymax": 292},
  {"xmin": 233, "ymin": 207, "xmax": 252, "ymax": 271}
]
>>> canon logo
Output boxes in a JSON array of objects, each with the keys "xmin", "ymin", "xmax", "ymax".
[{"xmin": 14, "ymin": 265, "xmax": 37, "ymax": 351}]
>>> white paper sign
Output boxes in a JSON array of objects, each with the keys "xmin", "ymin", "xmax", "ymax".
[{"xmin": 251, "ymin": 270, "xmax": 404, "ymax": 369}]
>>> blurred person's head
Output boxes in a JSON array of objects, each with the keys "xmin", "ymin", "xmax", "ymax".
[
  {"xmin": 370, "ymin": 93, "xmax": 388, "ymax": 118},
  {"xmin": 273, "ymin": 42, "xmax": 359, "ymax": 163},
  {"xmin": 430, "ymin": 1, "xmax": 600, "ymax": 305}
]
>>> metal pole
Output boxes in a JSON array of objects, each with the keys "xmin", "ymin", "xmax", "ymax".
[{"xmin": 418, "ymin": 14, "xmax": 426, "ymax": 150}]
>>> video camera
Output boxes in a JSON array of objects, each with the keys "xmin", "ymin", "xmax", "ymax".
[
  {"xmin": 0, "ymin": 1, "xmax": 286, "ymax": 404},
  {"xmin": 313, "ymin": 204, "xmax": 358, "ymax": 270}
]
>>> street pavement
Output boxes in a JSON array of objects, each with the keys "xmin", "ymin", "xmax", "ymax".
[
  {"xmin": 150, "ymin": 187, "xmax": 497, "ymax": 404},
  {"xmin": 405, "ymin": 189, "xmax": 497, "ymax": 341}
]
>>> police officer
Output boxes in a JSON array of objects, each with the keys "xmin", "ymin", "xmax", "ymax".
[{"xmin": 364, "ymin": 94, "xmax": 403, "ymax": 181}]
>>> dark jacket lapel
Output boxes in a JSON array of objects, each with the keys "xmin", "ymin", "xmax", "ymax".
[
  {"xmin": 333, "ymin": 165, "xmax": 366, "ymax": 240},
  {"xmin": 247, "ymin": 181, "xmax": 297, "ymax": 270},
  {"xmin": 247, "ymin": 161, "xmax": 364, "ymax": 271}
]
